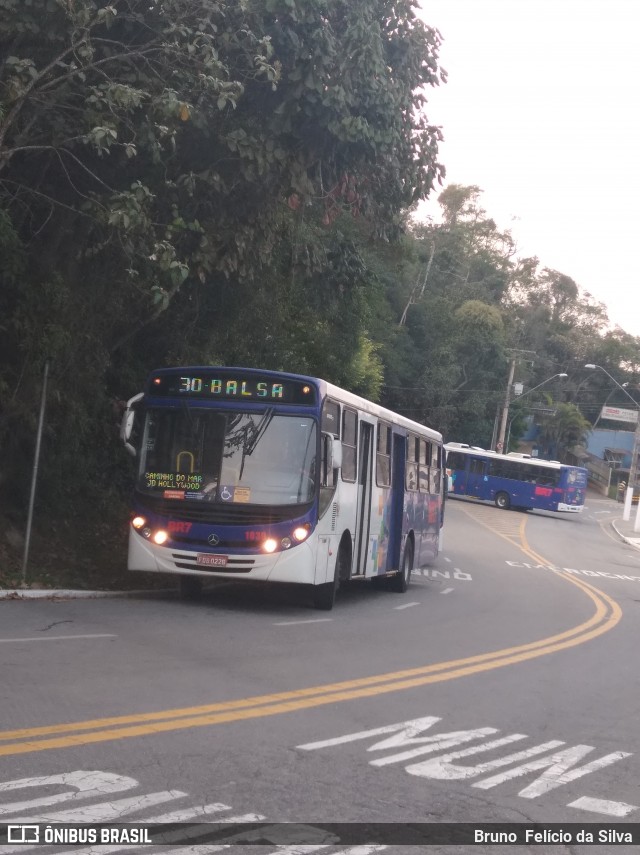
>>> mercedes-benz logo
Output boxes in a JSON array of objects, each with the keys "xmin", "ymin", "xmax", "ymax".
[{"xmin": 208, "ymin": 533, "xmax": 220, "ymax": 546}]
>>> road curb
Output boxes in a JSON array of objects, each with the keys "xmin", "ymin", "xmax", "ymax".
[
  {"xmin": 0, "ymin": 588, "xmax": 174, "ymax": 601},
  {"xmin": 611, "ymin": 520, "xmax": 640, "ymax": 551}
]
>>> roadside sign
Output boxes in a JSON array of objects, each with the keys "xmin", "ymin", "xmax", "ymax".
[{"xmin": 600, "ymin": 406, "xmax": 638, "ymax": 424}]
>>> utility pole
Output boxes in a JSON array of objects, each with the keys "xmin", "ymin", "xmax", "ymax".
[
  {"xmin": 621, "ymin": 417, "xmax": 640, "ymax": 528},
  {"xmin": 495, "ymin": 349, "xmax": 536, "ymax": 453},
  {"xmin": 21, "ymin": 359, "xmax": 49, "ymax": 586},
  {"xmin": 496, "ymin": 355, "xmax": 517, "ymax": 454}
]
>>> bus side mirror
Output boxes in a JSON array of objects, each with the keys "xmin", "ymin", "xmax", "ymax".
[
  {"xmin": 321, "ymin": 434, "xmax": 342, "ymax": 486},
  {"xmin": 120, "ymin": 392, "xmax": 143, "ymax": 457},
  {"xmin": 329, "ymin": 437, "xmax": 342, "ymax": 470}
]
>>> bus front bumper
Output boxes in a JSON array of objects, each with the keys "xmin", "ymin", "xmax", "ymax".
[
  {"xmin": 557, "ymin": 503, "xmax": 583, "ymax": 513},
  {"xmin": 128, "ymin": 530, "xmax": 316, "ymax": 585}
]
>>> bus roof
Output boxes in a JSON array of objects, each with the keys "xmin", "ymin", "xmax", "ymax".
[{"xmin": 323, "ymin": 379, "xmax": 443, "ymax": 442}]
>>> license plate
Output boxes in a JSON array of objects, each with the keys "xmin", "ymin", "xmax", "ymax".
[{"xmin": 196, "ymin": 554, "xmax": 228, "ymax": 568}]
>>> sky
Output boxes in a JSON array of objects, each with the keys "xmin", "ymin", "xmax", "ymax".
[{"xmin": 415, "ymin": 0, "xmax": 640, "ymax": 337}]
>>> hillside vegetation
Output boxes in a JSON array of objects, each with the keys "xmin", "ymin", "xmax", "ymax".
[{"xmin": 1, "ymin": 0, "xmax": 638, "ymax": 587}]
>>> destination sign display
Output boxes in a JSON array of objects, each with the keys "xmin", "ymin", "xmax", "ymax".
[{"xmin": 147, "ymin": 371, "xmax": 317, "ymax": 405}]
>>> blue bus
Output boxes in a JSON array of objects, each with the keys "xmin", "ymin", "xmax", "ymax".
[
  {"xmin": 445, "ymin": 444, "xmax": 587, "ymax": 513},
  {"xmin": 121, "ymin": 367, "xmax": 445, "ymax": 609}
]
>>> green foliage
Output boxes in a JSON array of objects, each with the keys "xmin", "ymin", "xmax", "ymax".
[
  {"xmin": 0, "ymin": 0, "xmax": 447, "ymax": 510},
  {"xmin": 1, "ymin": 0, "xmax": 637, "ymax": 587},
  {"xmin": 536, "ymin": 403, "xmax": 592, "ymax": 457}
]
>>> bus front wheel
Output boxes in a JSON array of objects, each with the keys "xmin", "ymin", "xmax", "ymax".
[
  {"xmin": 495, "ymin": 492, "xmax": 511, "ymax": 510},
  {"xmin": 313, "ymin": 547, "xmax": 346, "ymax": 611}
]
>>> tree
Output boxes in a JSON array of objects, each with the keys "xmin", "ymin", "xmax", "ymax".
[
  {"xmin": 0, "ymin": 0, "xmax": 447, "ymax": 515},
  {"xmin": 0, "ymin": 0, "xmax": 446, "ymax": 299},
  {"xmin": 536, "ymin": 403, "xmax": 591, "ymax": 460}
]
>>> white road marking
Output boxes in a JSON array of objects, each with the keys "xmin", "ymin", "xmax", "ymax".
[
  {"xmin": 0, "ymin": 634, "xmax": 116, "ymax": 644},
  {"xmin": 371, "ymin": 729, "xmax": 499, "ymax": 767},
  {"xmin": 422, "ymin": 569, "xmax": 472, "ymax": 581},
  {"xmin": 298, "ymin": 717, "xmax": 443, "ymax": 752},
  {"xmin": 334, "ymin": 849, "xmax": 388, "ymax": 854},
  {"xmin": 0, "ymin": 771, "xmax": 138, "ymax": 815},
  {"xmin": 472, "ymin": 747, "xmax": 632, "ymax": 798},
  {"xmin": 407, "ymin": 738, "xmax": 564, "ymax": 779},
  {"xmin": 0, "ymin": 771, "xmax": 268, "ymax": 855},
  {"xmin": 440, "ymin": 588, "xmax": 454, "ymax": 595},
  {"xmin": 444, "ymin": 557, "xmax": 452, "ymax": 562},
  {"xmin": 9, "ymin": 790, "xmax": 186, "ymax": 823},
  {"xmin": 274, "ymin": 619, "xmax": 333, "ymax": 626},
  {"xmin": 264, "ymin": 847, "xmax": 329, "ymax": 854},
  {"xmin": 142, "ymin": 803, "xmax": 237, "ymax": 822},
  {"xmin": 298, "ymin": 715, "xmax": 632, "ymax": 803},
  {"xmin": 394, "ymin": 602, "xmax": 420, "ymax": 610},
  {"xmin": 568, "ymin": 796, "xmax": 638, "ymax": 817},
  {"xmin": 506, "ymin": 560, "xmax": 640, "ymax": 582}
]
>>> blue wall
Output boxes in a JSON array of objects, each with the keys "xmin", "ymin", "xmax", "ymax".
[{"xmin": 586, "ymin": 428, "xmax": 635, "ymax": 467}]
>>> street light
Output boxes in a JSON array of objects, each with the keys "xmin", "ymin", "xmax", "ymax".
[
  {"xmin": 584, "ymin": 364, "xmax": 640, "ymax": 526},
  {"xmin": 496, "ymin": 372, "xmax": 568, "ymax": 454}
]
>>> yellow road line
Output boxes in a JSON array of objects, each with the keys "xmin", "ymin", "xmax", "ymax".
[
  {"xmin": 0, "ymin": 583, "xmax": 610, "ymax": 743},
  {"xmin": 0, "ymin": 509, "xmax": 622, "ymax": 757}
]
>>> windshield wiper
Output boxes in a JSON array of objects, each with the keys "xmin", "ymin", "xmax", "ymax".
[
  {"xmin": 239, "ymin": 408, "xmax": 275, "ymax": 480},
  {"xmin": 243, "ymin": 408, "xmax": 275, "ymax": 457}
]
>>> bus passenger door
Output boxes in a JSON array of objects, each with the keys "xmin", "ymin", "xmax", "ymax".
[
  {"xmin": 353, "ymin": 422, "xmax": 374, "ymax": 576},
  {"xmin": 388, "ymin": 433, "xmax": 406, "ymax": 571},
  {"xmin": 466, "ymin": 457, "xmax": 487, "ymax": 498}
]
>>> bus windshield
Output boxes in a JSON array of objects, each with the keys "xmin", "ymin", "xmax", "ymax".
[{"xmin": 138, "ymin": 409, "xmax": 317, "ymax": 506}]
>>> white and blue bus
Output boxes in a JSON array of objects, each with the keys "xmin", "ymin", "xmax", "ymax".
[
  {"xmin": 121, "ymin": 367, "xmax": 445, "ymax": 609},
  {"xmin": 445, "ymin": 444, "xmax": 587, "ymax": 513}
]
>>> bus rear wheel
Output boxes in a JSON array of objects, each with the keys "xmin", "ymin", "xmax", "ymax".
[
  {"xmin": 389, "ymin": 539, "xmax": 413, "ymax": 593},
  {"xmin": 179, "ymin": 576, "xmax": 203, "ymax": 600},
  {"xmin": 495, "ymin": 492, "xmax": 511, "ymax": 510}
]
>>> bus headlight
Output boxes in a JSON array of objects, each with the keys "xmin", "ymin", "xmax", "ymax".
[
  {"xmin": 152, "ymin": 530, "xmax": 169, "ymax": 545},
  {"xmin": 132, "ymin": 516, "xmax": 146, "ymax": 530},
  {"xmin": 292, "ymin": 525, "xmax": 310, "ymax": 542},
  {"xmin": 281, "ymin": 537, "xmax": 292, "ymax": 550},
  {"xmin": 262, "ymin": 538, "xmax": 278, "ymax": 553}
]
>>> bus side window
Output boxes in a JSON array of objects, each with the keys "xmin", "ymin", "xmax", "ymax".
[
  {"xmin": 341, "ymin": 408, "xmax": 358, "ymax": 482},
  {"xmin": 490, "ymin": 458, "xmax": 514, "ymax": 480},
  {"xmin": 406, "ymin": 434, "xmax": 418, "ymax": 492},
  {"xmin": 469, "ymin": 458, "xmax": 485, "ymax": 476},
  {"xmin": 446, "ymin": 450, "xmax": 465, "ymax": 472},
  {"xmin": 418, "ymin": 439, "xmax": 429, "ymax": 492},
  {"xmin": 376, "ymin": 422, "xmax": 391, "ymax": 487},
  {"xmin": 321, "ymin": 399, "xmax": 340, "ymax": 436},
  {"xmin": 430, "ymin": 442, "xmax": 441, "ymax": 493},
  {"xmin": 320, "ymin": 435, "xmax": 339, "ymax": 487},
  {"xmin": 319, "ymin": 434, "xmax": 339, "ymax": 517}
]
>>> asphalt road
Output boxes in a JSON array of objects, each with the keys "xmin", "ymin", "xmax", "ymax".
[{"xmin": 2, "ymin": 493, "xmax": 640, "ymax": 854}]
